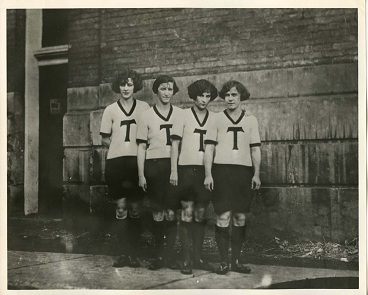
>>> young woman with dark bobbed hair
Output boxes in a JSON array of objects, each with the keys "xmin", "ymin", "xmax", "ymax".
[
  {"xmin": 137, "ymin": 75, "xmax": 183, "ymax": 270},
  {"xmin": 204, "ymin": 80, "xmax": 261, "ymax": 275},
  {"xmin": 170, "ymin": 79, "xmax": 218, "ymax": 274},
  {"xmin": 100, "ymin": 69, "xmax": 149, "ymax": 268}
]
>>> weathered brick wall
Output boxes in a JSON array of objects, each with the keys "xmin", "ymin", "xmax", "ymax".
[
  {"xmin": 68, "ymin": 8, "xmax": 358, "ymax": 86},
  {"xmin": 63, "ymin": 8, "xmax": 358, "ymax": 242},
  {"xmin": 68, "ymin": 9, "xmax": 101, "ymax": 87},
  {"xmin": 7, "ymin": 9, "xmax": 26, "ymax": 92},
  {"xmin": 7, "ymin": 9, "xmax": 26, "ymax": 213}
]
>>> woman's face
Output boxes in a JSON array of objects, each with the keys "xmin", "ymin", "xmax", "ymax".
[
  {"xmin": 157, "ymin": 82, "xmax": 174, "ymax": 105},
  {"xmin": 224, "ymin": 86, "xmax": 241, "ymax": 111},
  {"xmin": 194, "ymin": 92, "xmax": 211, "ymax": 110},
  {"xmin": 119, "ymin": 78, "xmax": 134, "ymax": 100}
]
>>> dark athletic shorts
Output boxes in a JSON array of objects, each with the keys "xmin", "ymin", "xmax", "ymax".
[
  {"xmin": 212, "ymin": 164, "xmax": 254, "ymax": 215},
  {"xmin": 145, "ymin": 158, "xmax": 176, "ymax": 211},
  {"xmin": 105, "ymin": 156, "xmax": 143, "ymax": 201},
  {"xmin": 172, "ymin": 165, "xmax": 211, "ymax": 207}
]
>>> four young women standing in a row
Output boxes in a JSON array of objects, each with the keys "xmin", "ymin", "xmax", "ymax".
[{"xmin": 100, "ymin": 69, "xmax": 261, "ymax": 275}]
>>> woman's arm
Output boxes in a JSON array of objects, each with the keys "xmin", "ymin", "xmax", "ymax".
[
  {"xmin": 204, "ymin": 144, "xmax": 215, "ymax": 191},
  {"xmin": 250, "ymin": 146, "xmax": 261, "ymax": 190},
  {"xmin": 137, "ymin": 143, "xmax": 147, "ymax": 192},
  {"xmin": 101, "ymin": 135, "xmax": 111, "ymax": 148},
  {"xmin": 170, "ymin": 139, "xmax": 180, "ymax": 186}
]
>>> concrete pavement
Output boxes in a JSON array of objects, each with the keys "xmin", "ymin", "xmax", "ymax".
[{"xmin": 7, "ymin": 250, "xmax": 359, "ymax": 290}]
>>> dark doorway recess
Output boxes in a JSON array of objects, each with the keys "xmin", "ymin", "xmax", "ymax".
[{"xmin": 39, "ymin": 64, "xmax": 67, "ymax": 216}]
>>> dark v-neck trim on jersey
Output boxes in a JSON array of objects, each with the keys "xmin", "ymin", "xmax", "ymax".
[
  {"xmin": 117, "ymin": 99, "xmax": 136, "ymax": 117},
  {"xmin": 153, "ymin": 104, "xmax": 173, "ymax": 122},
  {"xmin": 224, "ymin": 109, "xmax": 245, "ymax": 125},
  {"xmin": 191, "ymin": 107, "xmax": 209, "ymax": 127}
]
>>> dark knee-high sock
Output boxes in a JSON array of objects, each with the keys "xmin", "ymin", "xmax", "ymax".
[
  {"xmin": 192, "ymin": 220, "xmax": 206, "ymax": 261},
  {"xmin": 165, "ymin": 220, "xmax": 178, "ymax": 260},
  {"xmin": 231, "ymin": 225, "xmax": 246, "ymax": 263},
  {"xmin": 152, "ymin": 220, "xmax": 165, "ymax": 257},
  {"xmin": 128, "ymin": 216, "xmax": 142, "ymax": 256},
  {"xmin": 179, "ymin": 221, "xmax": 192, "ymax": 264},
  {"xmin": 215, "ymin": 225, "xmax": 229, "ymax": 264},
  {"xmin": 116, "ymin": 218, "xmax": 130, "ymax": 256}
]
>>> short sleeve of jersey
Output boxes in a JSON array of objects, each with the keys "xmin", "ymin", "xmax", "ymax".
[
  {"xmin": 136, "ymin": 110, "xmax": 149, "ymax": 144},
  {"xmin": 171, "ymin": 111, "xmax": 185, "ymax": 140},
  {"xmin": 100, "ymin": 106, "xmax": 112, "ymax": 136},
  {"xmin": 204, "ymin": 113, "xmax": 218, "ymax": 145},
  {"xmin": 249, "ymin": 116, "xmax": 261, "ymax": 147}
]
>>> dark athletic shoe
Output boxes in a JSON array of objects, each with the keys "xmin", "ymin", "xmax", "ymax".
[
  {"xmin": 192, "ymin": 259, "xmax": 214, "ymax": 272},
  {"xmin": 231, "ymin": 260, "xmax": 251, "ymax": 274},
  {"xmin": 148, "ymin": 257, "xmax": 165, "ymax": 270},
  {"xmin": 215, "ymin": 262, "xmax": 230, "ymax": 275},
  {"xmin": 128, "ymin": 256, "xmax": 140, "ymax": 268},
  {"xmin": 113, "ymin": 255, "xmax": 129, "ymax": 268},
  {"xmin": 181, "ymin": 262, "xmax": 193, "ymax": 275}
]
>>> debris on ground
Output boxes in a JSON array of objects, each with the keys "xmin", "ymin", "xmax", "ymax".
[{"xmin": 244, "ymin": 236, "xmax": 359, "ymax": 263}]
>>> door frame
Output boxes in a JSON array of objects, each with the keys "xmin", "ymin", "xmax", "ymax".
[{"xmin": 24, "ymin": 9, "xmax": 68, "ymax": 215}]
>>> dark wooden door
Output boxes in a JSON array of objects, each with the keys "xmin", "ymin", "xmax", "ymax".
[{"xmin": 39, "ymin": 64, "xmax": 67, "ymax": 215}]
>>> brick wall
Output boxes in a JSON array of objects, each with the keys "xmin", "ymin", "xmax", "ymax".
[
  {"xmin": 7, "ymin": 9, "xmax": 26, "ymax": 92},
  {"xmin": 7, "ymin": 9, "xmax": 26, "ymax": 213},
  {"xmin": 68, "ymin": 9, "xmax": 101, "ymax": 87},
  {"xmin": 68, "ymin": 9, "xmax": 357, "ymax": 86},
  {"xmin": 63, "ymin": 8, "xmax": 358, "ymax": 241}
]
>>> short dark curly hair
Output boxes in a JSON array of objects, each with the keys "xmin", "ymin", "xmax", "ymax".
[
  {"xmin": 188, "ymin": 79, "xmax": 218, "ymax": 101},
  {"xmin": 219, "ymin": 80, "xmax": 250, "ymax": 101},
  {"xmin": 152, "ymin": 75, "xmax": 179, "ymax": 95},
  {"xmin": 111, "ymin": 69, "xmax": 143, "ymax": 94}
]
